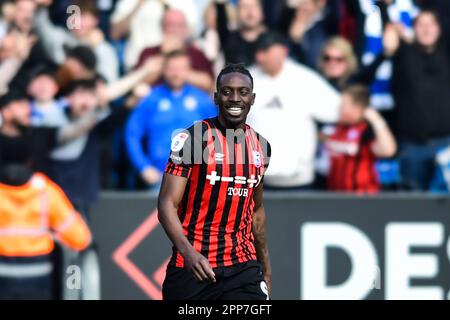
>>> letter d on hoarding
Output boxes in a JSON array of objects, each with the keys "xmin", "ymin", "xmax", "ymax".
[{"xmin": 301, "ymin": 223, "xmax": 378, "ymax": 299}]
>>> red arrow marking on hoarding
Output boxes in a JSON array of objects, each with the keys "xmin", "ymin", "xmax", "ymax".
[{"xmin": 112, "ymin": 209, "xmax": 168, "ymax": 300}]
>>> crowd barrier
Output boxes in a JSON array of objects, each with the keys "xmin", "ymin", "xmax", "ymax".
[{"xmin": 85, "ymin": 192, "xmax": 450, "ymax": 300}]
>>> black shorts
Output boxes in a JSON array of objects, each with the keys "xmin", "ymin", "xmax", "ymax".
[{"xmin": 162, "ymin": 260, "xmax": 269, "ymax": 300}]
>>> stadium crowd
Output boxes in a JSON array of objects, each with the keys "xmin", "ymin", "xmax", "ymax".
[
  {"xmin": 1, "ymin": 0, "xmax": 450, "ymax": 210},
  {"xmin": 1, "ymin": 0, "xmax": 450, "ymax": 300}
]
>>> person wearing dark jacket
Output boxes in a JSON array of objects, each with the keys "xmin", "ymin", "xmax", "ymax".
[
  {"xmin": 389, "ymin": 10, "xmax": 450, "ymax": 190},
  {"xmin": 277, "ymin": 0, "xmax": 340, "ymax": 69},
  {"xmin": 48, "ymin": 79, "xmax": 132, "ymax": 217},
  {"xmin": 3, "ymin": 0, "xmax": 55, "ymax": 90},
  {"xmin": 214, "ymin": 0, "xmax": 266, "ymax": 66},
  {"xmin": 0, "ymin": 89, "xmax": 105, "ymax": 176}
]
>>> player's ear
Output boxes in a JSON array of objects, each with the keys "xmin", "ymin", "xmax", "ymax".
[
  {"xmin": 251, "ymin": 93, "xmax": 256, "ymax": 106},
  {"xmin": 213, "ymin": 91, "xmax": 219, "ymax": 106}
]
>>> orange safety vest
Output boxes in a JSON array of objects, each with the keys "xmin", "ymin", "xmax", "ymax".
[{"xmin": 0, "ymin": 173, "xmax": 92, "ymax": 257}]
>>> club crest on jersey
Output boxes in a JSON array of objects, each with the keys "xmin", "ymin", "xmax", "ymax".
[
  {"xmin": 171, "ymin": 132, "xmax": 189, "ymax": 152},
  {"xmin": 252, "ymin": 150, "xmax": 261, "ymax": 168}
]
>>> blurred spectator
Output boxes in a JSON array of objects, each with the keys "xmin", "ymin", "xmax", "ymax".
[
  {"xmin": 26, "ymin": 56, "xmax": 157, "ymax": 194},
  {"xmin": 247, "ymin": 31, "xmax": 340, "ymax": 189},
  {"xmin": 261, "ymin": 0, "xmax": 285, "ymax": 27},
  {"xmin": 0, "ymin": 1, "xmax": 14, "ymax": 38},
  {"xmin": 315, "ymin": 33, "xmax": 399, "ymax": 190},
  {"xmin": 110, "ymin": 0, "xmax": 198, "ymax": 70},
  {"xmin": 326, "ymin": 85, "xmax": 396, "ymax": 193},
  {"xmin": 388, "ymin": 10, "xmax": 450, "ymax": 190},
  {"xmin": 0, "ymin": 0, "xmax": 55, "ymax": 89},
  {"xmin": 0, "ymin": 89, "xmax": 59, "ymax": 175},
  {"xmin": 26, "ymin": 65, "xmax": 68, "ymax": 127},
  {"xmin": 126, "ymin": 50, "xmax": 217, "ymax": 188},
  {"xmin": 28, "ymin": 50, "xmax": 157, "ymax": 127},
  {"xmin": 0, "ymin": 136, "xmax": 91, "ymax": 299},
  {"xmin": 47, "ymin": 79, "xmax": 134, "ymax": 217},
  {"xmin": 215, "ymin": 0, "xmax": 266, "ymax": 66},
  {"xmin": 278, "ymin": 0, "xmax": 340, "ymax": 69},
  {"xmin": 135, "ymin": 8, "xmax": 214, "ymax": 92},
  {"xmin": 0, "ymin": 29, "xmax": 37, "ymax": 94},
  {"xmin": 359, "ymin": 0, "xmax": 418, "ymax": 111},
  {"xmin": 0, "ymin": 88, "xmax": 107, "ymax": 176},
  {"xmin": 318, "ymin": 35, "xmax": 394, "ymax": 91},
  {"xmin": 34, "ymin": 0, "xmax": 119, "ymax": 82},
  {"xmin": 194, "ymin": 2, "xmax": 225, "ymax": 76},
  {"xmin": 55, "ymin": 45, "xmax": 97, "ymax": 93},
  {"xmin": 414, "ymin": 0, "xmax": 450, "ymax": 45},
  {"xmin": 42, "ymin": 0, "xmax": 119, "ymax": 39},
  {"xmin": 193, "ymin": 0, "xmax": 212, "ymax": 37},
  {"xmin": 94, "ymin": 0, "xmax": 119, "ymax": 40}
]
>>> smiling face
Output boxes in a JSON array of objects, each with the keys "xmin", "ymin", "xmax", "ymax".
[{"xmin": 214, "ymin": 72, "xmax": 255, "ymax": 129}]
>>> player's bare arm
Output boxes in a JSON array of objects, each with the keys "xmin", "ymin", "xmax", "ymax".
[
  {"xmin": 253, "ymin": 182, "xmax": 272, "ymax": 295},
  {"xmin": 158, "ymin": 173, "xmax": 216, "ymax": 283}
]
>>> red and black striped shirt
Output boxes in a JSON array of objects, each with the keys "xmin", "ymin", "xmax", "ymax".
[
  {"xmin": 326, "ymin": 121, "xmax": 380, "ymax": 193},
  {"xmin": 164, "ymin": 117, "xmax": 271, "ymax": 268}
]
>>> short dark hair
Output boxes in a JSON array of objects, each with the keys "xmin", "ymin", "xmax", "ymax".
[
  {"xmin": 71, "ymin": 0, "xmax": 99, "ymax": 18},
  {"xmin": 65, "ymin": 78, "xmax": 97, "ymax": 96},
  {"xmin": 413, "ymin": 9, "xmax": 441, "ymax": 27},
  {"xmin": 65, "ymin": 45, "xmax": 97, "ymax": 71},
  {"xmin": 26, "ymin": 64, "xmax": 57, "ymax": 84},
  {"xmin": 255, "ymin": 31, "xmax": 289, "ymax": 52},
  {"xmin": 0, "ymin": 89, "xmax": 29, "ymax": 110},
  {"xmin": 216, "ymin": 63, "xmax": 253, "ymax": 91},
  {"xmin": 343, "ymin": 84, "xmax": 370, "ymax": 108}
]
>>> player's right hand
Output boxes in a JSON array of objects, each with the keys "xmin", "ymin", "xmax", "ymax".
[{"xmin": 184, "ymin": 249, "xmax": 216, "ymax": 283}]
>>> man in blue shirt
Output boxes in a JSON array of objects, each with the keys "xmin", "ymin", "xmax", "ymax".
[{"xmin": 125, "ymin": 50, "xmax": 217, "ymax": 187}]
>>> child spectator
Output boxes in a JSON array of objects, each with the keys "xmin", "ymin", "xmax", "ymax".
[
  {"xmin": 26, "ymin": 65, "xmax": 68, "ymax": 127},
  {"xmin": 326, "ymin": 85, "xmax": 396, "ymax": 193}
]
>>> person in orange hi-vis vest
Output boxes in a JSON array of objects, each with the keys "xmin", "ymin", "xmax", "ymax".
[{"xmin": 0, "ymin": 90, "xmax": 92, "ymax": 299}]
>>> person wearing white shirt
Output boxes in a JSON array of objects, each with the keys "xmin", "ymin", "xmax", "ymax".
[
  {"xmin": 247, "ymin": 31, "xmax": 340, "ymax": 189},
  {"xmin": 110, "ymin": 0, "xmax": 199, "ymax": 70}
]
